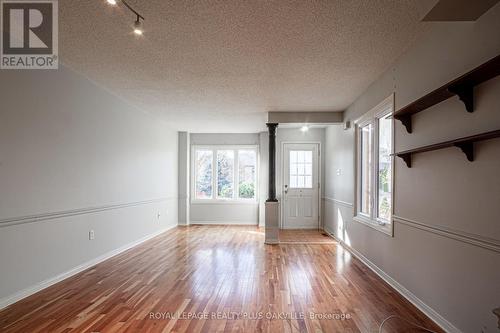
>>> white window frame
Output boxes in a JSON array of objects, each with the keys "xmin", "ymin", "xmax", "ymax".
[
  {"xmin": 354, "ymin": 94, "xmax": 395, "ymax": 236},
  {"xmin": 191, "ymin": 145, "xmax": 259, "ymax": 204}
]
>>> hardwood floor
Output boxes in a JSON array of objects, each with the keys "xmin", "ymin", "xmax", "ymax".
[
  {"xmin": 279, "ymin": 229, "xmax": 336, "ymax": 244},
  {"xmin": 0, "ymin": 226, "xmax": 443, "ymax": 333}
]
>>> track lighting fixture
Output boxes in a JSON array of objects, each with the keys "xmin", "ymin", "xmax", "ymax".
[
  {"xmin": 106, "ymin": 0, "xmax": 145, "ymax": 36},
  {"xmin": 133, "ymin": 16, "xmax": 144, "ymax": 35}
]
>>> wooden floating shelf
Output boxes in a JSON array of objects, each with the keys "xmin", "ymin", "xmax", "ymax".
[
  {"xmin": 394, "ymin": 55, "xmax": 500, "ymax": 133},
  {"xmin": 393, "ymin": 130, "xmax": 500, "ymax": 168}
]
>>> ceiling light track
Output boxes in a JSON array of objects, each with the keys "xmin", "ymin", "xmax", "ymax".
[
  {"xmin": 120, "ymin": 0, "xmax": 144, "ymax": 21},
  {"xmin": 106, "ymin": 0, "xmax": 145, "ymax": 36}
]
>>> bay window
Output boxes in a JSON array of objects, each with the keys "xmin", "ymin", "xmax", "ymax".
[
  {"xmin": 355, "ymin": 95, "xmax": 394, "ymax": 235},
  {"xmin": 193, "ymin": 146, "xmax": 258, "ymax": 202}
]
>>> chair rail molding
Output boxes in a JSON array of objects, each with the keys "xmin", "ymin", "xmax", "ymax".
[
  {"xmin": 322, "ymin": 197, "xmax": 354, "ymax": 207},
  {"xmin": 0, "ymin": 197, "xmax": 176, "ymax": 228},
  {"xmin": 393, "ymin": 215, "xmax": 500, "ymax": 253}
]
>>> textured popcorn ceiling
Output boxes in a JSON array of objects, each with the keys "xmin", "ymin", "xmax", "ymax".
[{"xmin": 59, "ymin": 0, "xmax": 436, "ymax": 132}]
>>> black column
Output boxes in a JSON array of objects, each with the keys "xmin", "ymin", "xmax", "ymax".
[{"xmin": 266, "ymin": 123, "xmax": 278, "ymax": 202}]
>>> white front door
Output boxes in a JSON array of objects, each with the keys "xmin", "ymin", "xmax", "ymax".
[{"xmin": 282, "ymin": 143, "xmax": 320, "ymax": 229}]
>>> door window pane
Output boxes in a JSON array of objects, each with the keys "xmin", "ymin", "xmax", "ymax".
[
  {"xmin": 238, "ymin": 150, "xmax": 256, "ymax": 199},
  {"xmin": 289, "ymin": 150, "xmax": 313, "ymax": 189},
  {"xmin": 195, "ymin": 150, "xmax": 213, "ymax": 199},
  {"xmin": 305, "ymin": 176, "xmax": 312, "ymax": 188},
  {"xmin": 217, "ymin": 150, "xmax": 234, "ymax": 199},
  {"xmin": 360, "ymin": 124, "xmax": 373, "ymax": 215},
  {"xmin": 305, "ymin": 151, "xmax": 313, "ymax": 164},
  {"xmin": 378, "ymin": 115, "xmax": 392, "ymax": 220},
  {"xmin": 297, "ymin": 176, "xmax": 305, "ymax": 188}
]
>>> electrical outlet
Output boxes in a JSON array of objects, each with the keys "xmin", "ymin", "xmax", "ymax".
[
  {"xmin": 336, "ymin": 169, "xmax": 342, "ymax": 176},
  {"xmin": 89, "ymin": 230, "xmax": 95, "ymax": 240}
]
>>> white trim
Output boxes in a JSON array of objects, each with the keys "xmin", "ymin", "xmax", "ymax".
[
  {"xmin": 0, "ymin": 197, "xmax": 174, "ymax": 228},
  {"xmin": 280, "ymin": 141, "xmax": 322, "ymax": 230},
  {"xmin": 353, "ymin": 215, "xmax": 392, "ymax": 236},
  {"xmin": 190, "ymin": 201, "xmax": 259, "ymax": 206},
  {"xmin": 393, "ymin": 215, "xmax": 500, "ymax": 253},
  {"xmin": 322, "ymin": 197, "xmax": 354, "ymax": 207},
  {"xmin": 354, "ymin": 94, "xmax": 395, "ymax": 237},
  {"xmin": 191, "ymin": 145, "xmax": 259, "ymax": 204},
  {"xmin": 280, "ymin": 225, "xmax": 322, "ymax": 230},
  {"xmin": 189, "ymin": 221, "xmax": 258, "ymax": 226},
  {"xmin": 323, "ymin": 229, "xmax": 461, "ymax": 333},
  {"xmin": 0, "ymin": 224, "xmax": 177, "ymax": 310},
  {"xmin": 354, "ymin": 94, "xmax": 395, "ymax": 125}
]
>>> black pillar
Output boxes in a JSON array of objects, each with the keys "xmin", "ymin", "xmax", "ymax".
[{"xmin": 266, "ymin": 123, "xmax": 278, "ymax": 202}]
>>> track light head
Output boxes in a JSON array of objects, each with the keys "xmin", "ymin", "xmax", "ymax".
[
  {"xmin": 105, "ymin": 0, "xmax": 145, "ymax": 37},
  {"xmin": 133, "ymin": 17, "xmax": 144, "ymax": 35}
]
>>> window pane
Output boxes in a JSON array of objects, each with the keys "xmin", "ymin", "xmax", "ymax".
[
  {"xmin": 378, "ymin": 115, "xmax": 392, "ymax": 221},
  {"xmin": 305, "ymin": 163, "xmax": 312, "ymax": 176},
  {"xmin": 305, "ymin": 176, "xmax": 312, "ymax": 188},
  {"xmin": 217, "ymin": 150, "xmax": 234, "ymax": 199},
  {"xmin": 297, "ymin": 176, "xmax": 305, "ymax": 188},
  {"xmin": 360, "ymin": 124, "xmax": 373, "ymax": 215},
  {"xmin": 297, "ymin": 151, "xmax": 305, "ymax": 163},
  {"xmin": 238, "ymin": 150, "xmax": 256, "ymax": 199},
  {"xmin": 196, "ymin": 150, "xmax": 213, "ymax": 199},
  {"xmin": 297, "ymin": 164, "xmax": 305, "ymax": 175},
  {"xmin": 305, "ymin": 151, "xmax": 312, "ymax": 164},
  {"xmin": 289, "ymin": 150, "xmax": 314, "ymax": 188}
]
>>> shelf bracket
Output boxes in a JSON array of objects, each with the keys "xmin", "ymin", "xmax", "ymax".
[
  {"xmin": 454, "ymin": 142, "xmax": 474, "ymax": 161},
  {"xmin": 398, "ymin": 154, "xmax": 412, "ymax": 168},
  {"xmin": 448, "ymin": 85, "xmax": 474, "ymax": 113},
  {"xmin": 395, "ymin": 115, "xmax": 412, "ymax": 134}
]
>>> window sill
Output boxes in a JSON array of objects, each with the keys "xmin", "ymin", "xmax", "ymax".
[{"xmin": 353, "ymin": 215, "xmax": 393, "ymax": 237}]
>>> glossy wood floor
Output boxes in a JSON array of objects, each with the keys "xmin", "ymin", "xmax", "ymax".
[
  {"xmin": 279, "ymin": 229, "xmax": 336, "ymax": 244},
  {"xmin": 0, "ymin": 226, "xmax": 443, "ymax": 333}
]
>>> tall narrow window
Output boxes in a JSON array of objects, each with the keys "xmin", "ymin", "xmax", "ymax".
[
  {"xmin": 360, "ymin": 124, "xmax": 373, "ymax": 215},
  {"xmin": 377, "ymin": 114, "xmax": 392, "ymax": 221},
  {"xmin": 355, "ymin": 95, "xmax": 394, "ymax": 235},
  {"xmin": 217, "ymin": 150, "xmax": 234, "ymax": 199},
  {"xmin": 195, "ymin": 150, "xmax": 213, "ymax": 199},
  {"xmin": 238, "ymin": 150, "xmax": 257, "ymax": 199}
]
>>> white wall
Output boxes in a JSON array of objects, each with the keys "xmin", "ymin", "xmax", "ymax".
[
  {"xmin": 324, "ymin": 5, "xmax": 500, "ymax": 333},
  {"xmin": 0, "ymin": 66, "xmax": 178, "ymax": 308},
  {"xmin": 189, "ymin": 133, "xmax": 260, "ymax": 225},
  {"xmin": 178, "ymin": 132, "xmax": 190, "ymax": 225}
]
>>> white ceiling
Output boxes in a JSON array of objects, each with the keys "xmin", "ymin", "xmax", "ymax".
[{"xmin": 60, "ymin": 0, "xmax": 437, "ymax": 132}]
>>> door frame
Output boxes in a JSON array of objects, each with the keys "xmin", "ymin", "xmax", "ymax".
[{"xmin": 280, "ymin": 141, "xmax": 322, "ymax": 229}]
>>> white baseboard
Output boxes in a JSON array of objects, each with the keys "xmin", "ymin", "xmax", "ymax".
[
  {"xmin": 322, "ymin": 228, "xmax": 461, "ymax": 333},
  {"xmin": 0, "ymin": 224, "xmax": 177, "ymax": 311},
  {"xmin": 190, "ymin": 221, "xmax": 258, "ymax": 226}
]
